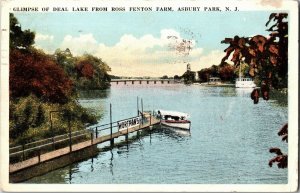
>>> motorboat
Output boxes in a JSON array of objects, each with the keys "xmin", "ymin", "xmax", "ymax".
[
  {"xmin": 235, "ymin": 77, "xmax": 256, "ymax": 88},
  {"xmin": 156, "ymin": 110, "xmax": 191, "ymax": 130},
  {"xmin": 235, "ymin": 63, "xmax": 256, "ymax": 88}
]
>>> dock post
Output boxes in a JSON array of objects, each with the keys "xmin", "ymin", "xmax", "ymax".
[
  {"xmin": 50, "ymin": 112, "xmax": 55, "ymax": 150},
  {"xmin": 125, "ymin": 134, "xmax": 128, "ymax": 142},
  {"xmin": 68, "ymin": 115, "xmax": 72, "ymax": 152},
  {"xmin": 150, "ymin": 113, "xmax": 152, "ymax": 126},
  {"xmin": 110, "ymin": 103, "xmax": 114, "ymax": 147},
  {"xmin": 141, "ymin": 98, "xmax": 144, "ymax": 125},
  {"xmin": 91, "ymin": 132, "xmax": 93, "ymax": 144},
  {"xmin": 137, "ymin": 96, "xmax": 139, "ymax": 116}
]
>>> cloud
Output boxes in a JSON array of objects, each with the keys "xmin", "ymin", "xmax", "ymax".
[
  {"xmin": 54, "ymin": 29, "xmax": 223, "ymax": 76},
  {"xmin": 196, "ymin": 50, "xmax": 228, "ymax": 70},
  {"xmin": 60, "ymin": 34, "xmax": 99, "ymax": 55},
  {"xmin": 34, "ymin": 33, "xmax": 55, "ymax": 53},
  {"xmin": 35, "ymin": 33, "xmax": 54, "ymax": 41}
]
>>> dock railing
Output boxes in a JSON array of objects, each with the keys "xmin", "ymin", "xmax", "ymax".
[{"xmin": 9, "ymin": 111, "xmax": 156, "ymax": 164}]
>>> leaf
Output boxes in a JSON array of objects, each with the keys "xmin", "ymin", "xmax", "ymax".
[
  {"xmin": 270, "ymin": 55, "xmax": 278, "ymax": 66},
  {"xmin": 266, "ymin": 24, "xmax": 277, "ymax": 32},
  {"xmin": 269, "ymin": 44, "xmax": 279, "ymax": 55},
  {"xmin": 221, "ymin": 38, "xmax": 233, "ymax": 44},
  {"xmin": 249, "ymin": 67, "xmax": 255, "ymax": 77},
  {"xmin": 266, "ymin": 13, "xmax": 277, "ymax": 26}
]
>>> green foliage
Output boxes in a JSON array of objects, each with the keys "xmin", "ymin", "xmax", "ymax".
[
  {"xmin": 10, "ymin": 13, "xmax": 35, "ymax": 49},
  {"xmin": 181, "ymin": 71, "xmax": 195, "ymax": 84},
  {"xmin": 53, "ymin": 49, "xmax": 111, "ymax": 90},
  {"xmin": 197, "ymin": 63, "xmax": 235, "ymax": 82},
  {"xmin": 9, "ymin": 95, "xmax": 97, "ymax": 145}
]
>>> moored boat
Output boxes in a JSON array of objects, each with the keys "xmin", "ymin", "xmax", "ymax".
[
  {"xmin": 235, "ymin": 77, "xmax": 256, "ymax": 88},
  {"xmin": 156, "ymin": 110, "xmax": 191, "ymax": 130}
]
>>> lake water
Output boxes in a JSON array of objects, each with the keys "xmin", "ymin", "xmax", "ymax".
[{"xmin": 27, "ymin": 83, "xmax": 288, "ymax": 184}]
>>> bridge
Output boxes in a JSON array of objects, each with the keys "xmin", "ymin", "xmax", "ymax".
[{"xmin": 110, "ymin": 79, "xmax": 182, "ymax": 85}]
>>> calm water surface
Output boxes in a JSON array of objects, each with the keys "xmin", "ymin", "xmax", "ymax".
[{"xmin": 27, "ymin": 83, "xmax": 288, "ymax": 184}]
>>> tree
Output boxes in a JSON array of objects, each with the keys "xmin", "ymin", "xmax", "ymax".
[
  {"xmin": 219, "ymin": 64, "xmax": 235, "ymax": 81},
  {"xmin": 53, "ymin": 48, "xmax": 76, "ymax": 76},
  {"xmin": 174, "ymin": 75, "xmax": 180, "ymax": 80},
  {"xmin": 181, "ymin": 71, "xmax": 195, "ymax": 84},
  {"xmin": 198, "ymin": 68, "xmax": 211, "ymax": 82},
  {"xmin": 75, "ymin": 54, "xmax": 111, "ymax": 89},
  {"xmin": 10, "ymin": 49, "xmax": 73, "ymax": 104},
  {"xmin": 10, "ymin": 13, "xmax": 35, "ymax": 50}
]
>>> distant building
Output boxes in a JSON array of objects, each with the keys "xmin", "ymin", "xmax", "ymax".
[{"xmin": 187, "ymin": 63, "xmax": 191, "ymax": 72}]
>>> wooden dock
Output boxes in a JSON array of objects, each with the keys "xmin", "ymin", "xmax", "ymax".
[{"xmin": 9, "ymin": 112, "xmax": 160, "ymax": 182}]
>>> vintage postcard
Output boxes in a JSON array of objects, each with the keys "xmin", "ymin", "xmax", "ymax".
[{"xmin": 0, "ymin": 0, "xmax": 298, "ymax": 192}]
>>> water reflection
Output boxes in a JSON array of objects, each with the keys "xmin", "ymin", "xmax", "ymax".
[
  {"xmin": 156, "ymin": 125, "xmax": 191, "ymax": 140},
  {"xmin": 68, "ymin": 165, "xmax": 72, "ymax": 184},
  {"xmin": 78, "ymin": 89, "xmax": 111, "ymax": 99},
  {"xmin": 109, "ymin": 150, "xmax": 114, "ymax": 176},
  {"xmin": 235, "ymin": 88, "xmax": 254, "ymax": 97},
  {"xmin": 90, "ymin": 157, "xmax": 94, "ymax": 172}
]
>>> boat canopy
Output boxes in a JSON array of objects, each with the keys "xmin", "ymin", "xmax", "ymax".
[
  {"xmin": 236, "ymin": 77, "xmax": 253, "ymax": 81},
  {"xmin": 155, "ymin": 110, "xmax": 189, "ymax": 118}
]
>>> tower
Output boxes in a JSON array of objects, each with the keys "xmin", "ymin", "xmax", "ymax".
[{"xmin": 187, "ymin": 63, "xmax": 191, "ymax": 72}]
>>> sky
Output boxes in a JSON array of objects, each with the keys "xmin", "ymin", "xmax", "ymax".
[{"xmin": 14, "ymin": 11, "xmax": 274, "ymax": 77}]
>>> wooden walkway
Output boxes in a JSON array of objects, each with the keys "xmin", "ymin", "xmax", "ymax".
[{"xmin": 10, "ymin": 114, "xmax": 160, "ymax": 174}]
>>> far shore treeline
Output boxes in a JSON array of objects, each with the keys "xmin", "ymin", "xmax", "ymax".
[{"xmin": 9, "ymin": 13, "xmax": 111, "ymax": 145}]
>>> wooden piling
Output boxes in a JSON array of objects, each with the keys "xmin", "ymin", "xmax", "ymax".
[
  {"xmin": 141, "ymin": 98, "xmax": 144, "ymax": 124},
  {"xmin": 110, "ymin": 103, "xmax": 114, "ymax": 146},
  {"xmin": 137, "ymin": 96, "xmax": 139, "ymax": 116}
]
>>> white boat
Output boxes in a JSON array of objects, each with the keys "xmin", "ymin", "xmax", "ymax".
[
  {"xmin": 208, "ymin": 77, "xmax": 221, "ymax": 85},
  {"xmin": 235, "ymin": 63, "xmax": 256, "ymax": 88},
  {"xmin": 156, "ymin": 110, "xmax": 191, "ymax": 130},
  {"xmin": 235, "ymin": 77, "xmax": 256, "ymax": 88}
]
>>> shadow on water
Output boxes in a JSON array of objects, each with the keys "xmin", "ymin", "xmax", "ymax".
[
  {"xmin": 154, "ymin": 125, "xmax": 191, "ymax": 141},
  {"xmin": 78, "ymin": 89, "xmax": 111, "ymax": 99}
]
